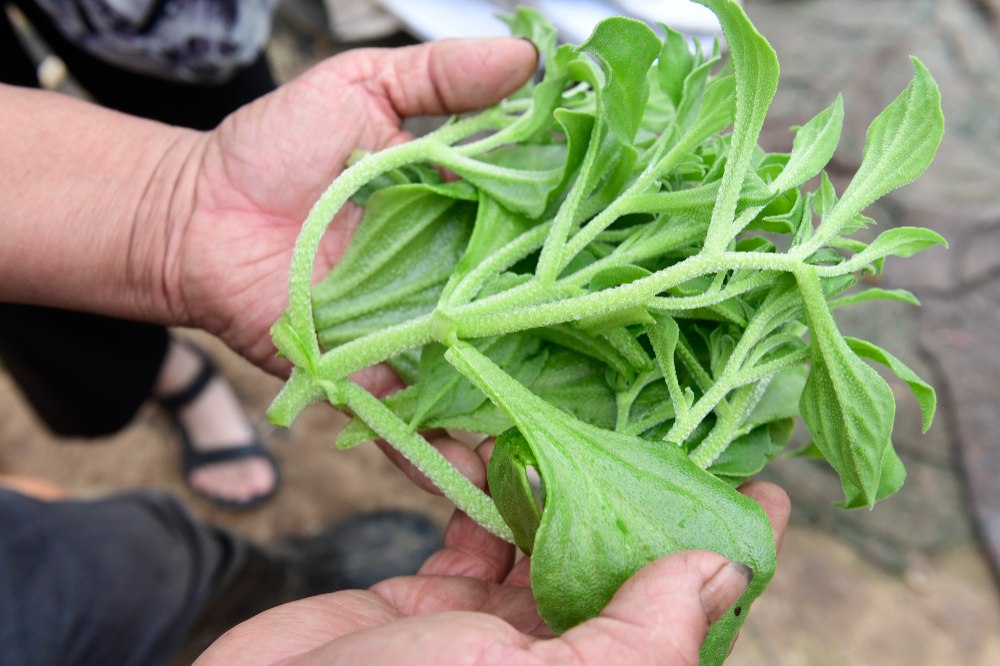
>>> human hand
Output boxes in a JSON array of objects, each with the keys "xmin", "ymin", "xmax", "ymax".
[
  {"xmin": 193, "ymin": 438, "xmax": 789, "ymax": 666},
  {"xmin": 167, "ymin": 38, "xmax": 537, "ymax": 377}
]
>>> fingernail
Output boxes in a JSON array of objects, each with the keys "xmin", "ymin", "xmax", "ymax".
[
  {"xmin": 700, "ymin": 561, "xmax": 753, "ymax": 625},
  {"xmin": 516, "ymin": 36, "xmax": 540, "ymax": 58}
]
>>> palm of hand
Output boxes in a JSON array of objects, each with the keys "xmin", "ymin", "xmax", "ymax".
[
  {"xmin": 172, "ymin": 39, "xmax": 537, "ymax": 376},
  {"xmin": 193, "ymin": 478, "xmax": 789, "ymax": 666},
  {"xmin": 195, "ymin": 511, "xmax": 552, "ymax": 666}
]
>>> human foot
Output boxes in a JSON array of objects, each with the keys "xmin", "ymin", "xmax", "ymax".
[{"xmin": 153, "ymin": 340, "xmax": 279, "ymax": 508}]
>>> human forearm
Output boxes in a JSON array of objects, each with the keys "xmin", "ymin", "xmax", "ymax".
[
  {"xmin": 0, "ymin": 37, "xmax": 537, "ymax": 374},
  {"xmin": 0, "ymin": 83, "xmax": 203, "ymax": 324}
]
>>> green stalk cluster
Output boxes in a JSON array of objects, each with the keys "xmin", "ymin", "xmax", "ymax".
[{"xmin": 267, "ymin": 2, "xmax": 944, "ymax": 662}]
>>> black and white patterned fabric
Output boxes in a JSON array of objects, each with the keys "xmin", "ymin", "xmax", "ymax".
[{"xmin": 33, "ymin": 0, "xmax": 278, "ymax": 83}]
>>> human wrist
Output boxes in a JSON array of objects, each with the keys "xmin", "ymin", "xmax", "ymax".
[
  {"xmin": 129, "ymin": 128, "xmax": 209, "ymax": 327},
  {"xmin": 0, "ymin": 87, "xmax": 211, "ymax": 322}
]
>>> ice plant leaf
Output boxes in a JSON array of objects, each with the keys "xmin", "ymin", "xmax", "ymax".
[
  {"xmin": 452, "ymin": 342, "xmax": 775, "ymax": 665},
  {"xmin": 645, "ymin": 312, "xmax": 689, "ymax": 419},
  {"xmin": 811, "ymin": 57, "xmax": 944, "ymax": 244},
  {"xmin": 697, "ymin": 0, "xmax": 780, "ymax": 251},
  {"xmin": 578, "ymin": 16, "xmax": 663, "ymax": 144},
  {"xmin": 744, "ymin": 367, "xmax": 807, "ymax": 427},
  {"xmin": 690, "ymin": 74, "xmax": 737, "ymax": 139},
  {"xmin": 770, "ymin": 94, "xmax": 843, "ymax": 193},
  {"xmin": 797, "ymin": 266, "xmax": 895, "ymax": 508},
  {"xmin": 312, "ymin": 185, "xmax": 474, "ymax": 308},
  {"xmin": 845, "ymin": 337, "xmax": 936, "ymax": 433},
  {"xmin": 707, "ymin": 422, "xmax": 788, "ymax": 478},
  {"xmin": 830, "ymin": 226, "xmax": 947, "ymax": 275},
  {"xmin": 836, "ymin": 443, "xmax": 906, "ymax": 509},
  {"xmin": 489, "ymin": 429, "xmax": 542, "ymax": 555},
  {"xmin": 438, "ymin": 153, "xmax": 563, "ymax": 218},
  {"xmin": 828, "ymin": 288, "xmax": 920, "ymax": 310},
  {"xmin": 657, "ymin": 22, "xmax": 695, "ymax": 107},
  {"xmin": 265, "ymin": 4, "xmax": 948, "ymax": 657}
]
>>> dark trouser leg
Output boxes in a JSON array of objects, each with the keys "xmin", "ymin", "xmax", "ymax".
[
  {"xmin": 0, "ymin": 4, "xmax": 277, "ymax": 438},
  {"xmin": 0, "ymin": 304, "xmax": 169, "ymax": 436},
  {"xmin": 0, "ymin": 488, "xmax": 232, "ymax": 666},
  {"xmin": 0, "ymin": 22, "xmax": 173, "ymax": 439}
]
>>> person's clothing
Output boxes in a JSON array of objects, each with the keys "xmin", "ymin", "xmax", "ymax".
[
  {"xmin": 0, "ymin": 1, "xmax": 276, "ymax": 438},
  {"xmin": 0, "ymin": 487, "xmax": 444, "ymax": 666},
  {"xmin": 0, "ymin": 304, "xmax": 169, "ymax": 437},
  {"xmin": 2, "ymin": 0, "xmax": 276, "ymax": 129},
  {"xmin": 0, "ymin": 8, "xmax": 40, "ymax": 87},
  {"xmin": 27, "ymin": 0, "xmax": 280, "ymax": 84},
  {"xmin": 0, "ymin": 488, "xmax": 230, "ymax": 666}
]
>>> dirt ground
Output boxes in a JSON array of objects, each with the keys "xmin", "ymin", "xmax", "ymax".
[
  {"xmin": 0, "ymin": 330, "xmax": 455, "ymax": 541},
  {"xmin": 2, "ymin": 330, "xmax": 999, "ymax": 666}
]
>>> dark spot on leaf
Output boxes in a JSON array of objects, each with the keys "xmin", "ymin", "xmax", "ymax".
[{"xmin": 734, "ymin": 606, "xmax": 742, "ymax": 617}]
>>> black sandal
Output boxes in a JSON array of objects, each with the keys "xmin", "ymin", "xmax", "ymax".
[{"xmin": 158, "ymin": 344, "xmax": 280, "ymax": 511}]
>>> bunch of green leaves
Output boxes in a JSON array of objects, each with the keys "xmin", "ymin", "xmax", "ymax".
[{"xmin": 267, "ymin": 1, "xmax": 944, "ymax": 662}]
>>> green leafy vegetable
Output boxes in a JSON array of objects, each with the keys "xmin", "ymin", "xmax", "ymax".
[
  {"xmin": 578, "ymin": 16, "xmax": 662, "ymax": 144},
  {"xmin": 450, "ymin": 340, "xmax": 773, "ymax": 660},
  {"xmin": 266, "ymin": 5, "xmax": 945, "ymax": 663}
]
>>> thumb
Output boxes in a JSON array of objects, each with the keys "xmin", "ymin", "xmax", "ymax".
[
  {"xmin": 538, "ymin": 552, "xmax": 752, "ymax": 665},
  {"xmin": 353, "ymin": 37, "xmax": 539, "ymax": 118}
]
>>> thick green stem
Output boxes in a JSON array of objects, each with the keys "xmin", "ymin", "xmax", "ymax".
[
  {"xmin": 647, "ymin": 271, "xmax": 777, "ymax": 312},
  {"xmin": 444, "ymin": 223, "xmax": 551, "ymax": 307},
  {"xmin": 455, "ymin": 104, "xmax": 544, "ymax": 156},
  {"xmin": 267, "ymin": 367, "xmax": 325, "ymax": 428},
  {"xmin": 454, "ymin": 250, "xmax": 798, "ymax": 335},
  {"xmin": 670, "ymin": 294, "xmax": 792, "ymax": 447},
  {"xmin": 333, "ymin": 378, "xmax": 515, "ymax": 541},
  {"xmin": 429, "ymin": 108, "xmax": 517, "ymax": 148},
  {"xmin": 689, "ymin": 380, "xmax": 769, "ymax": 468},
  {"xmin": 288, "ymin": 139, "xmax": 439, "ymax": 359},
  {"xmin": 560, "ymin": 129, "xmax": 708, "ymax": 265},
  {"xmin": 453, "ymin": 253, "xmax": 715, "ymax": 333},
  {"xmin": 740, "ymin": 347, "xmax": 811, "ymax": 383},
  {"xmin": 316, "ymin": 315, "xmax": 434, "ymax": 379},
  {"xmin": 615, "ymin": 367, "xmax": 661, "ymax": 431},
  {"xmin": 535, "ymin": 120, "xmax": 607, "ymax": 283},
  {"xmin": 667, "ymin": 372, "xmax": 734, "ymax": 444},
  {"xmin": 286, "ymin": 118, "xmax": 512, "ymax": 363},
  {"xmin": 688, "ymin": 416, "xmax": 741, "ymax": 468}
]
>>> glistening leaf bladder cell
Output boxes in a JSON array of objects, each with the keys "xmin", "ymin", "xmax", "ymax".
[{"xmin": 266, "ymin": 2, "xmax": 945, "ymax": 663}]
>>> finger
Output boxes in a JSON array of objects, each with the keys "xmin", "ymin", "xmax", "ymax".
[
  {"xmin": 503, "ymin": 555, "xmax": 532, "ymax": 588},
  {"xmin": 534, "ymin": 551, "xmax": 750, "ymax": 666},
  {"xmin": 348, "ymin": 364, "xmax": 406, "ymax": 400},
  {"xmin": 361, "ymin": 37, "xmax": 538, "ymax": 119},
  {"xmin": 737, "ymin": 480, "xmax": 791, "ymax": 552},
  {"xmin": 419, "ymin": 508, "xmax": 515, "ymax": 583},
  {"xmin": 476, "ymin": 437, "xmax": 496, "ymax": 475},
  {"xmin": 374, "ymin": 436, "xmax": 486, "ymax": 495},
  {"xmin": 371, "ymin": 574, "xmax": 547, "ymax": 635},
  {"xmin": 193, "ymin": 590, "xmax": 401, "ymax": 666},
  {"xmin": 289, "ymin": 601, "xmax": 541, "ymax": 666}
]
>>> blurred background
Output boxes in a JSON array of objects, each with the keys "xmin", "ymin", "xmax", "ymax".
[{"xmin": 3, "ymin": 0, "xmax": 1000, "ymax": 664}]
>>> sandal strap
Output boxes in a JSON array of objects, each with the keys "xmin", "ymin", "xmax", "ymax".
[
  {"xmin": 160, "ymin": 340, "xmax": 282, "ymax": 510},
  {"xmin": 183, "ymin": 440, "xmax": 274, "ymax": 473},
  {"xmin": 158, "ymin": 347, "xmax": 217, "ymax": 411}
]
